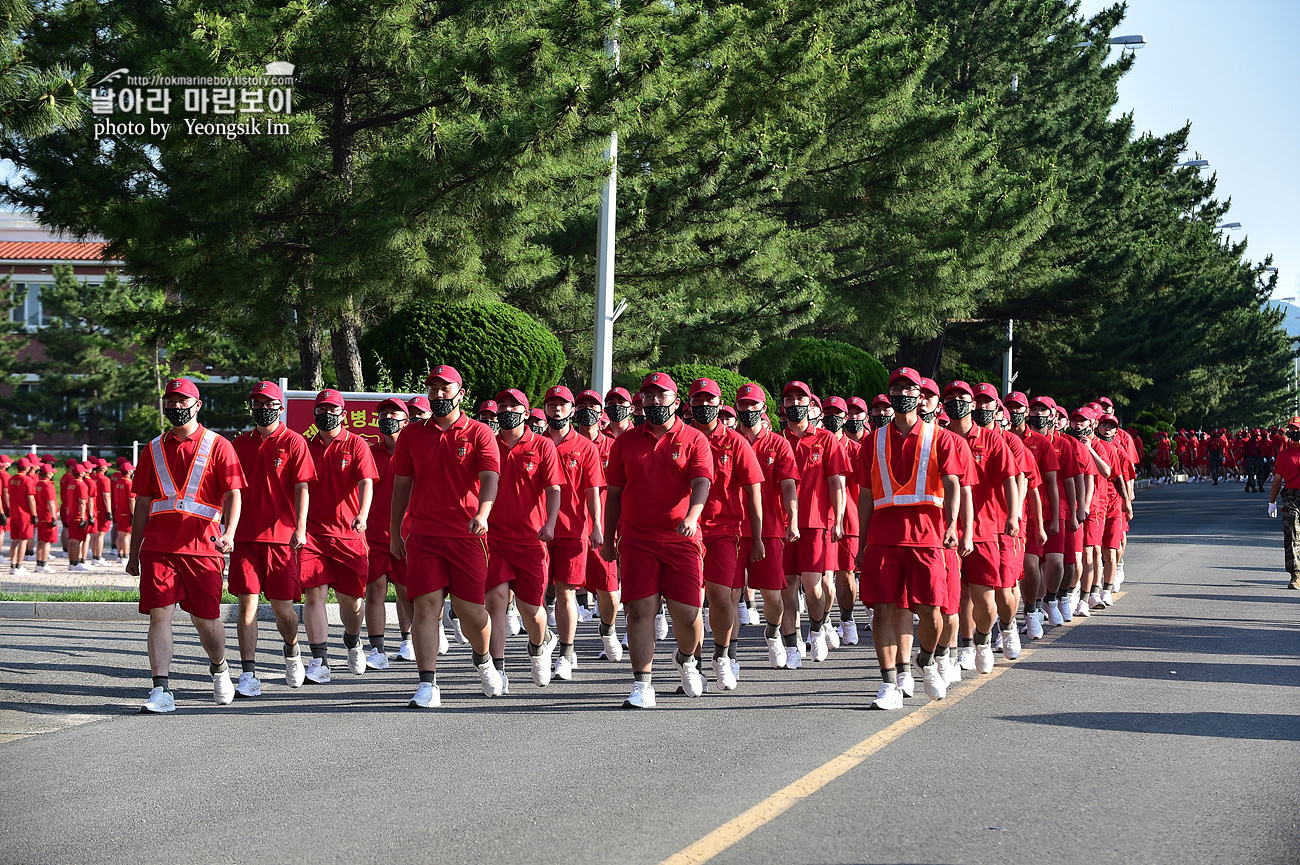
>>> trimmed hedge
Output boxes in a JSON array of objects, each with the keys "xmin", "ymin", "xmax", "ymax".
[
  {"xmin": 361, "ymin": 301, "xmax": 565, "ymax": 407},
  {"xmin": 614, "ymin": 363, "xmax": 752, "ymax": 405},
  {"xmin": 748, "ymin": 338, "xmax": 889, "ymax": 402}
]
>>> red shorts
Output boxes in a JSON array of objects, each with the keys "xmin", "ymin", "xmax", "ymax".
[
  {"xmin": 548, "ymin": 537, "xmax": 588, "ymax": 588},
  {"xmin": 1102, "ymin": 516, "xmax": 1124, "ymax": 550},
  {"xmin": 367, "ymin": 543, "xmax": 408, "ymax": 587},
  {"xmin": 405, "ymin": 533, "xmax": 490, "ymax": 604},
  {"xmin": 138, "ymin": 551, "xmax": 225, "ymax": 619},
  {"xmin": 1083, "ymin": 514, "xmax": 1104, "ymax": 548},
  {"xmin": 860, "ymin": 544, "xmax": 947, "ymax": 609},
  {"xmin": 783, "ymin": 528, "xmax": 830, "ymax": 575},
  {"xmin": 836, "ymin": 535, "xmax": 860, "ymax": 573},
  {"xmin": 998, "ymin": 535, "xmax": 1023, "ymax": 588},
  {"xmin": 228, "ymin": 541, "xmax": 302, "ymax": 601},
  {"xmin": 738, "ymin": 536, "xmax": 785, "ymax": 591},
  {"xmin": 703, "ymin": 534, "xmax": 740, "ymax": 589},
  {"xmin": 1024, "ymin": 519, "xmax": 1044, "ymax": 558},
  {"xmin": 487, "ymin": 538, "xmax": 549, "ymax": 608},
  {"xmin": 8, "ymin": 514, "xmax": 33, "ymax": 541},
  {"xmin": 300, "ymin": 534, "xmax": 369, "ymax": 598},
  {"xmin": 1063, "ymin": 523, "xmax": 1081, "ymax": 558},
  {"xmin": 94, "ymin": 513, "xmax": 111, "ymax": 533},
  {"xmin": 36, "ymin": 522, "xmax": 58, "ymax": 544},
  {"xmin": 941, "ymin": 548, "xmax": 961, "ymax": 615},
  {"xmin": 960, "ymin": 540, "xmax": 1001, "ymax": 588},
  {"xmin": 67, "ymin": 518, "xmax": 90, "ymax": 542},
  {"xmin": 114, "ymin": 514, "xmax": 133, "ymax": 533},
  {"xmin": 585, "ymin": 545, "xmax": 619, "ymax": 594},
  {"xmin": 618, "ymin": 535, "xmax": 703, "ymax": 606},
  {"xmin": 1043, "ymin": 507, "xmax": 1070, "ymax": 556}
]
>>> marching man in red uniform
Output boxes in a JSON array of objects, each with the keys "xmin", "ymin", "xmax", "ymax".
[
  {"xmin": 365, "ymin": 397, "xmax": 415, "ymax": 667},
  {"xmin": 111, "ymin": 463, "xmax": 136, "ymax": 561}
]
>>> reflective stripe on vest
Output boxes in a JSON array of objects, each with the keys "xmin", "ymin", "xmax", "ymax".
[
  {"xmin": 148, "ymin": 429, "xmax": 222, "ymax": 522},
  {"xmin": 871, "ymin": 420, "xmax": 944, "ymax": 509}
]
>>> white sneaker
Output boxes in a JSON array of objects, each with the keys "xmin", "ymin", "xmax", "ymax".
[
  {"xmin": 397, "ymin": 640, "xmax": 415, "ymax": 661},
  {"xmin": 34, "ymin": 564, "xmax": 54, "ymax": 574},
  {"xmin": 898, "ymin": 670, "xmax": 915, "ymax": 698},
  {"xmin": 991, "ymin": 625, "xmax": 1003, "ymax": 653},
  {"xmin": 731, "ymin": 658, "xmax": 740, "ymax": 681},
  {"xmin": 938, "ymin": 654, "xmax": 961, "ymax": 686},
  {"xmin": 554, "ymin": 653, "xmax": 575, "ymax": 681},
  {"xmin": 767, "ymin": 635, "xmax": 787, "ymax": 668},
  {"xmin": 798, "ymin": 635, "xmax": 808, "ymax": 660},
  {"xmin": 810, "ymin": 627, "xmax": 829, "ymax": 662},
  {"xmin": 623, "ymin": 681, "xmax": 656, "ymax": 708},
  {"xmin": 408, "ymin": 682, "xmax": 441, "ymax": 708},
  {"xmin": 799, "ymin": 593, "xmax": 807, "ymax": 614},
  {"xmin": 443, "ymin": 599, "xmax": 453, "ymax": 627},
  {"xmin": 547, "ymin": 605, "xmax": 557, "ymax": 629},
  {"xmin": 1002, "ymin": 624, "xmax": 1022, "ymax": 660},
  {"xmin": 1089, "ymin": 592, "xmax": 1105, "ymax": 610},
  {"xmin": 95, "ymin": 557, "xmax": 109, "ymax": 566},
  {"xmin": 139, "ymin": 686, "xmax": 175, "ymax": 714},
  {"xmin": 366, "ymin": 648, "xmax": 389, "ymax": 670},
  {"xmin": 1075, "ymin": 598, "xmax": 1091, "ymax": 618},
  {"xmin": 1046, "ymin": 602, "xmax": 1064, "ymax": 627},
  {"xmin": 530, "ymin": 631, "xmax": 558, "ymax": 686},
  {"xmin": 305, "ymin": 658, "xmax": 331, "ymax": 684},
  {"xmin": 675, "ymin": 654, "xmax": 705, "ymax": 697},
  {"xmin": 703, "ymin": 611, "xmax": 712, "ymax": 635},
  {"xmin": 839, "ymin": 620, "xmax": 859, "ymax": 645},
  {"xmin": 213, "ymin": 668, "xmax": 235, "ymax": 705},
  {"xmin": 506, "ymin": 605, "xmax": 522, "ymax": 636},
  {"xmin": 738, "ymin": 604, "xmax": 753, "ymax": 626},
  {"xmin": 9, "ymin": 565, "xmax": 28, "ymax": 575},
  {"xmin": 600, "ymin": 631, "xmax": 624, "ymax": 662},
  {"xmin": 957, "ymin": 646, "xmax": 976, "ymax": 670},
  {"xmin": 712, "ymin": 656, "xmax": 737, "ymax": 690},
  {"xmin": 477, "ymin": 659, "xmax": 505, "ymax": 696},
  {"xmin": 452, "ymin": 619, "xmax": 469, "ymax": 645},
  {"xmin": 785, "ymin": 647, "xmax": 802, "ymax": 669},
  {"xmin": 286, "ymin": 654, "xmax": 305, "ymax": 688},
  {"xmin": 621, "ymin": 631, "xmax": 629, "ymax": 648},
  {"xmin": 71, "ymin": 562, "xmax": 93, "ymax": 572},
  {"xmin": 654, "ymin": 607, "xmax": 669, "ymax": 640},
  {"xmin": 921, "ymin": 663, "xmax": 947, "ymax": 701},
  {"xmin": 438, "ymin": 624, "xmax": 450, "ymax": 655},
  {"xmin": 1101, "ymin": 589, "xmax": 1114, "ymax": 607},
  {"xmin": 1115, "ymin": 561, "xmax": 1126, "ymax": 587},
  {"xmin": 1025, "ymin": 611, "xmax": 1043, "ymax": 641},
  {"xmin": 1059, "ymin": 595, "xmax": 1074, "ymax": 622},
  {"xmin": 347, "ymin": 645, "xmax": 366, "ymax": 675},
  {"xmin": 577, "ymin": 604, "xmax": 594, "ymax": 623},
  {"xmin": 500, "ymin": 671, "xmax": 510, "ymax": 695},
  {"xmin": 235, "ymin": 672, "xmax": 261, "ymax": 698},
  {"xmin": 974, "ymin": 645, "xmax": 995, "ymax": 674},
  {"xmin": 870, "ymin": 682, "xmax": 903, "ymax": 710},
  {"xmin": 826, "ymin": 622, "xmax": 841, "ymax": 650}
]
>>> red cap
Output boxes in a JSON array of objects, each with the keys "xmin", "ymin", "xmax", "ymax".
[
  {"xmin": 407, "ymin": 395, "xmax": 431, "ymax": 414},
  {"xmin": 495, "ymin": 389, "xmax": 530, "ymax": 411},
  {"xmin": 164, "ymin": 378, "xmax": 200, "ymax": 400},
  {"xmin": 1029, "ymin": 395, "xmax": 1056, "ymax": 410},
  {"xmin": 1099, "ymin": 412, "xmax": 1118, "ymax": 426},
  {"xmin": 848, "ymin": 397, "xmax": 868, "ymax": 413},
  {"xmin": 39, "ymin": 464, "xmax": 54, "ymax": 475},
  {"xmin": 65, "ymin": 458, "xmax": 77, "ymax": 466},
  {"xmin": 810, "ymin": 394, "xmax": 822, "ymax": 410},
  {"xmin": 116, "ymin": 456, "xmax": 128, "ymax": 465},
  {"xmin": 640, "ymin": 372, "xmax": 678, "ymax": 393},
  {"xmin": 889, "ymin": 367, "xmax": 922, "ymax": 387},
  {"xmin": 974, "ymin": 382, "xmax": 1000, "ymax": 400},
  {"xmin": 96, "ymin": 458, "xmax": 109, "ymax": 468},
  {"xmin": 783, "ymin": 381, "xmax": 811, "ymax": 398},
  {"xmin": 122, "ymin": 462, "xmax": 135, "ymax": 472},
  {"xmin": 823, "ymin": 396, "xmax": 848, "ymax": 413},
  {"xmin": 377, "ymin": 397, "xmax": 409, "ymax": 415},
  {"xmin": 576, "ymin": 389, "xmax": 603, "ymax": 405},
  {"xmin": 943, "ymin": 380, "xmax": 973, "ymax": 398},
  {"xmin": 871, "ymin": 394, "xmax": 892, "ymax": 410},
  {"xmin": 1287, "ymin": 416, "xmax": 1300, "ymax": 430},
  {"xmin": 606, "ymin": 387, "xmax": 632, "ymax": 403},
  {"xmin": 248, "ymin": 380, "xmax": 284, "ymax": 402},
  {"xmin": 736, "ymin": 383, "xmax": 766, "ymax": 403},
  {"xmin": 0, "ymin": 455, "xmax": 10, "ymax": 465},
  {"xmin": 1004, "ymin": 391, "xmax": 1029, "ymax": 408},
  {"xmin": 937, "ymin": 410, "xmax": 951, "ymax": 425},
  {"xmin": 314, "ymin": 388, "xmax": 345, "ymax": 408},
  {"xmin": 544, "ymin": 385, "xmax": 576, "ymax": 404},
  {"xmin": 689, "ymin": 378, "xmax": 721, "ymax": 399},
  {"xmin": 632, "ymin": 393, "xmax": 644, "ymax": 407},
  {"xmin": 918, "ymin": 378, "xmax": 940, "ymax": 397},
  {"xmin": 477, "ymin": 400, "xmax": 498, "ymax": 414},
  {"xmin": 1098, "ymin": 396, "xmax": 1114, "ymax": 410},
  {"xmin": 1070, "ymin": 406, "xmax": 1096, "ymax": 422},
  {"xmin": 1055, "ymin": 406, "xmax": 1068, "ymax": 419},
  {"xmin": 426, "ymin": 364, "xmax": 463, "ymax": 386},
  {"xmin": 529, "ymin": 408, "xmax": 546, "ymax": 421},
  {"xmin": 16, "ymin": 457, "xmax": 29, "ymax": 468},
  {"xmin": 718, "ymin": 405, "xmax": 736, "ymax": 418}
]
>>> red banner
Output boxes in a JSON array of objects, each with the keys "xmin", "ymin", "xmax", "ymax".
[{"xmin": 285, "ymin": 397, "xmax": 390, "ymax": 444}]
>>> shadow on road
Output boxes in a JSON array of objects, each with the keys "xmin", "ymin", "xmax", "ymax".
[{"xmin": 998, "ymin": 710, "xmax": 1300, "ymax": 742}]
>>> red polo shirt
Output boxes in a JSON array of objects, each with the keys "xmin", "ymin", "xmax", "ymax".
[
  {"xmin": 742, "ymin": 428, "xmax": 799, "ymax": 540},
  {"xmin": 306, "ymin": 428, "xmax": 378, "ymax": 538},
  {"xmin": 392, "ymin": 413, "xmax": 501, "ymax": 539},
  {"xmin": 35, "ymin": 478, "xmax": 57, "ymax": 523},
  {"xmin": 549, "ymin": 428, "xmax": 604, "ymax": 539},
  {"xmin": 997, "ymin": 427, "xmax": 1034, "ymax": 528},
  {"xmin": 65, "ymin": 478, "xmax": 89, "ymax": 522},
  {"xmin": 957, "ymin": 423, "xmax": 1016, "ymax": 543},
  {"xmin": 606, "ymin": 416, "xmax": 714, "ymax": 543},
  {"xmin": 367, "ymin": 441, "xmax": 400, "ymax": 545},
  {"xmin": 93, "ymin": 473, "xmax": 111, "ymax": 514},
  {"xmin": 132, "ymin": 426, "xmax": 246, "ymax": 556},
  {"xmin": 232, "ymin": 424, "xmax": 316, "ymax": 544},
  {"xmin": 1274, "ymin": 443, "xmax": 1300, "ymax": 489},
  {"xmin": 839, "ymin": 435, "xmax": 862, "ymax": 537},
  {"xmin": 111, "ymin": 474, "xmax": 134, "ymax": 520},
  {"xmin": 492, "ymin": 428, "xmax": 565, "ymax": 544},
  {"xmin": 782, "ymin": 424, "xmax": 850, "ymax": 530},
  {"xmin": 856, "ymin": 421, "xmax": 966, "ymax": 548},
  {"xmin": 7, "ymin": 473, "xmax": 33, "ymax": 517},
  {"xmin": 692, "ymin": 420, "xmax": 764, "ymax": 538}
]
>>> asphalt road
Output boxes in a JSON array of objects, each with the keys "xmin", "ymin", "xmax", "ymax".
[{"xmin": 1, "ymin": 482, "xmax": 1297, "ymax": 865}]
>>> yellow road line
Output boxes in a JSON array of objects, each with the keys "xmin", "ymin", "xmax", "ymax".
[{"xmin": 659, "ymin": 593, "xmax": 1124, "ymax": 865}]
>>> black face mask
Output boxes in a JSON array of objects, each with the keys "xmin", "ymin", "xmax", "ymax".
[
  {"xmin": 785, "ymin": 404, "xmax": 809, "ymax": 423},
  {"xmin": 482, "ymin": 418, "xmax": 500, "ymax": 433},
  {"xmin": 164, "ymin": 406, "xmax": 196, "ymax": 427},
  {"xmin": 1098, "ymin": 428, "xmax": 1115, "ymax": 441},
  {"xmin": 528, "ymin": 421, "xmax": 547, "ymax": 434},
  {"xmin": 574, "ymin": 407, "xmax": 600, "ymax": 427},
  {"xmin": 1288, "ymin": 430, "xmax": 1300, "ymax": 442},
  {"xmin": 314, "ymin": 410, "xmax": 342, "ymax": 431},
  {"xmin": 692, "ymin": 405, "xmax": 719, "ymax": 426},
  {"xmin": 1027, "ymin": 415, "xmax": 1053, "ymax": 431},
  {"xmin": 606, "ymin": 405, "xmax": 630, "ymax": 423},
  {"xmin": 378, "ymin": 417, "xmax": 404, "ymax": 436},
  {"xmin": 870, "ymin": 414, "xmax": 891, "ymax": 430},
  {"xmin": 1009, "ymin": 411, "xmax": 1026, "ymax": 428},
  {"xmin": 845, "ymin": 418, "xmax": 866, "ymax": 434},
  {"xmin": 546, "ymin": 414, "xmax": 569, "ymax": 430},
  {"xmin": 498, "ymin": 411, "xmax": 525, "ymax": 430},
  {"xmin": 822, "ymin": 415, "xmax": 844, "ymax": 433},
  {"xmin": 250, "ymin": 405, "xmax": 280, "ymax": 428},
  {"xmin": 738, "ymin": 409, "xmax": 764, "ymax": 429},
  {"xmin": 944, "ymin": 399, "xmax": 971, "ymax": 420},
  {"xmin": 632, "ymin": 414, "xmax": 647, "ymax": 426},
  {"xmin": 644, "ymin": 404, "xmax": 675, "ymax": 426},
  {"xmin": 890, "ymin": 394, "xmax": 919, "ymax": 414},
  {"xmin": 919, "ymin": 408, "xmax": 939, "ymax": 423},
  {"xmin": 430, "ymin": 397, "xmax": 457, "ymax": 418},
  {"xmin": 971, "ymin": 408, "xmax": 997, "ymax": 427}
]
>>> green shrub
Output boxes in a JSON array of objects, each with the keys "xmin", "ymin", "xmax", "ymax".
[
  {"xmin": 361, "ymin": 301, "xmax": 565, "ymax": 407},
  {"xmin": 613, "ymin": 363, "xmax": 754, "ymax": 406},
  {"xmin": 748, "ymin": 338, "xmax": 888, "ymax": 401},
  {"xmin": 943, "ymin": 361, "xmax": 1002, "ymax": 392}
]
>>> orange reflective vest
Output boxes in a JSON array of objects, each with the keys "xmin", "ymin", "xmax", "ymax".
[
  {"xmin": 148, "ymin": 429, "xmax": 222, "ymax": 522},
  {"xmin": 869, "ymin": 420, "xmax": 945, "ymax": 509}
]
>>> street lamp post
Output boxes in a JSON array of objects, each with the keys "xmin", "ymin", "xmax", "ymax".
[{"xmin": 590, "ymin": 10, "xmax": 621, "ymax": 396}]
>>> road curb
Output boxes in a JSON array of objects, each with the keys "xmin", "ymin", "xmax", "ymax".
[{"xmin": 2, "ymin": 601, "xmax": 398, "ymax": 625}]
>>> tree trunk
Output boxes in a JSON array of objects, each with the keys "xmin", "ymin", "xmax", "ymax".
[
  {"xmin": 296, "ymin": 303, "xmax": 324, "ymax": 390},
  {"xmin": 331, "ymin": 296, "xmax": 365, "ymax": 391},
  {"xmin": 919, "ymin": 326, "xmax": 946, "ymax": 381},
  {"xmin": 895, "ymin": 333, "xmax": 915, "ymax": 370}
]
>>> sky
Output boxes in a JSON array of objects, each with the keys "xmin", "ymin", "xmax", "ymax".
[{"xmin": 1077, "ymin": 0, "xmax": 1300, "ymax": 301}]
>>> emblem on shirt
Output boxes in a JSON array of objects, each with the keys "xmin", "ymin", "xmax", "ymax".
[
  {"xmin": 340, "ymin": 458, "xmax": 349, "ymax": 469},
  {"xmin": 719, "ymin": 453, "xmax": 729, "ymax": 464},
  {"xmin": 767, "ymin": 456, "xmax": 775, "ymax": 466},
  {"xmin": 458, "ymin": 446, "xmax": 467, "ymax": 457},
  {"xmin": 525, "ymin": 461, "xmax": 536, "ymax": 471},
  {"xmin": 811, "ymin": 452, "xmax": 821, "ymax": 463},
  {"xmin": 568, "ymin": 457, "xmax": 579, "ymax": 470},
  {"xmin": 274, "ymin": 457, "xmax": 283, "ymax": 469},
  {"xmin": 672, "ymin": 450, "xmax": 680, "ymax": 460}
]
